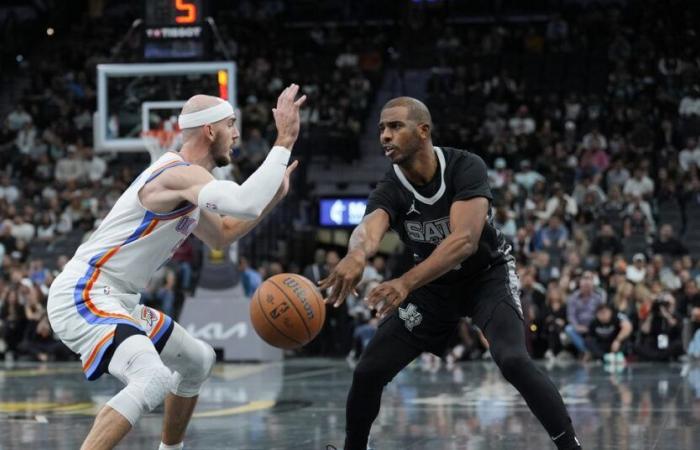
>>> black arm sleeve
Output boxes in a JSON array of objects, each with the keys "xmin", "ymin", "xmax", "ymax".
[{"xmin": 452, "ymin": 153, "xmax": 493, "ymax": 202}]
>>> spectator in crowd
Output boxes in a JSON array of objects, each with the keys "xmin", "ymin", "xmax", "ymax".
[
  {"xmin": 572, "ymin": 174, "xmax": 607, "ymax": 208},
  {"xmin": 678, "ymin": 137, "xmax": 700, "ymax": 172},
  {"xmin": 5, "ymin": 104, "xmax": 32, "ymax": 131},
  {"xmin": 172, "ymin": 235, "xmax": 197, "ymax": 294},
  {"xmin": 514, "ymin": 159, "xmax": 544, "ymax": 193},
  {"xmin": 626, "ymin": 253, "xmax": 647, "ymax": 284},
  {"xmin": 520, "ymin": 267, "xmax": 546, "ymax": 314},
  {"xmin": 534, "ymin": 215, "xmax": 569, "ymax": 253},
  {"xmin": 539, "ymin": 286, "xmax": 568, "ymax": 360},
  {"xmin": 18, "ymin": 316, "xmax": 73, "ymax": 362},
  {"xmin": 635, "ymin": 293, "xmax": 684, "ymax": 361},
  {"xmin": 362, "ymin": 255, "xmax": 388, "ymax": 284},
  {"xmin": 0, "ymin": 175, "xmax": 20, "ymax": 205},
  {"xmin": 508, "ymin": 105, "xmax": 536, "ymax": 136},
  {"xmin": 652, "ymin": 224, "xmax": 688, "ymax": 258},
  {"xmin": 141, "ymin": 265, "xmax": 176, "ymax": 317},
  {"xmin": 303, "ymin": 248, "xmax": 328, "ymax": 286},
  {"xmin": 541, "ymin": 182, "xmax": 578, "ymax": 222},
  {"xmin": 239, "ymin": 256, "xmax": 262, "ymax": 298},
  {"xmin": 605, "ymin": 158, "xmax": 630, "ymax": 191},
  {"xmin": 679, "ymin": 84, "xmax": 700, "ymax": 117},
  {"xmin": 239, "ymin": 127, "xmax": 270, "ymax": 177},
  {"xmin": 493, "ymin": 206, "xmax": 517, "ymax": 240},
  {"xmin": 624, "ymin": 205, "xmax": 653, "ymax": 239},
  {"xmin": 623, "ymin": 167, "xmax": 655, "ymax": 200},
  {"xmin": 565, "ymin": 271, "xmax": 606, "ymax": 356},
  {"xmin": 584, "ymin": 303, "xmax": 633, "ymax": 361},
  {"xmin": 590, "ymin": 223, "xmax": 624, "ymax": 257},
  {"xmin": 0, "ymin": 287, "xmax": 26, "ymax": 359},
  {"xmin": 54, "ymin": 147, "xmax": 88, "ymax": 184},
  {"xmin": 346, "ymin": 310, "xmax": 378, "ymax": 367}
]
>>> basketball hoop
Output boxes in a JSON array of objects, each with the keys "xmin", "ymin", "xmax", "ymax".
[{"xmin": 142, "ymin": 128, "xmax": 181, "ymax": 163}]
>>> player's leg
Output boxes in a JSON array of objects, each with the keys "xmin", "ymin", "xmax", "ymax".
[
  {"xmin": 343, "ymin": 315, "xmax": 422, "ymax": 450},
  {"xmin": 467, "ymin": 260, "xmax": 581, "ymax": 449},
  {"xmin": 82, "ymin": 331, "xmax": 172, "ymax": 450},
  {"xmin": 157, "ymin": 320, "xmax": 216, "ymax": 448},
  {"xmin": 47, "ymin": 272, "xmax": 173, "ymax": 450},
  {"xmin": 482, "ymin": 301, "xmax": 580, "ymax": 449}
]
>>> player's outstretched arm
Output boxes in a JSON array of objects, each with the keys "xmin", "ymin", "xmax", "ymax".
[
  {"xmin": 193, "ymin": 161, "xmax": 299, "ymax": 249},
  {"xmin": 193, "ymin": 84, "xmax": 305, "ymax": 220},
  {"xmin": 400, "ymin": 197, "xmax": 488, "ymax": 291},
  {"xmin": 366, "ymin": 197, "xmax": 488, "ymax": 318},
  {"xmin": 319, "ymin": 209, "xmax": 390, "ymax": 307},
  {"xmin": 150, "ymin": 84, "xmax": 306, "ymax": 223}
]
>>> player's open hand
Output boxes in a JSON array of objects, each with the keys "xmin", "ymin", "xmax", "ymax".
[
  {"xmin": 319, "ymin": 251, "xmax": 364, "ymax": 308},
  {"xmin": 272, "ymin": 84, "xmax": 307, "ymax": 149},
  {"xmin": 365, "ymin": 278, "xmax": 410, "ymax": 319}
]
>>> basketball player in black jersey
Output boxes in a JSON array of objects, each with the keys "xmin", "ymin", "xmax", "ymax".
[{"xmin": 320, "ymin": 97, "xmax": 582, "ymax": 450}]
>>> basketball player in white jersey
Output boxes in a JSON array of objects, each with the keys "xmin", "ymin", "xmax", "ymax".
[{"xmin": 47, "ymin": 84, "xmax": 306, "ymax": 450}]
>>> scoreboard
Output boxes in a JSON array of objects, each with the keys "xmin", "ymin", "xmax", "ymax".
[{"xmin": 144, "ymin": 0, "xmax": 208, "ymax": 60}]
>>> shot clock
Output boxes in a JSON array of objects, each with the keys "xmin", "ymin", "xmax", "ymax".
[{"xmin": 143, "ymin": 0, "xmax": 209, "ymax": 60}]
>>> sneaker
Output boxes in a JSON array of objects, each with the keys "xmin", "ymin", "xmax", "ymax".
[
  {"xmin": 603, "ymin": 353, "xmax": 615, "ymax": 365},
  {"xmin": 559, "ymin": 332, "xmax": 571, "ymax": 346},
  {"xmin": 615, "ymin": 352, "xmax": 625, "ymax": 364}
]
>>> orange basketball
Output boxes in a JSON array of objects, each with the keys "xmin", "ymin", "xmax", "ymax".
[{"xmin": 250, "ymin": 273, "xmax": 326, "ymax": 349}]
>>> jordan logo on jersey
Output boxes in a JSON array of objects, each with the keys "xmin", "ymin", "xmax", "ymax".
[
  {"xmin": 399, "ymin": 303, "xmax": 422, "ymax": 331},
  {"xmin": 406, "ymin": 199, "xmax": 421, "ymax": 216}
]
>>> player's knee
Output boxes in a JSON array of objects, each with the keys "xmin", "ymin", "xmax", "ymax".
[
  {"xmin": 173, "ymin": 339, "xmax": 216, "ymax": 397},
  {"xmin": 107, "ymin": 353, "xmax": 172, "ymax": 425}
]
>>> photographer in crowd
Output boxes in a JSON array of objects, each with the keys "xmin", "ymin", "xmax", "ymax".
[{"xmin": 635, "ymin": 293, "xmax": 684, "ymax": 362}]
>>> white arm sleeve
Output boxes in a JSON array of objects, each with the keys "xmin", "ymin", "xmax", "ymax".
[{"xmin": 197, "ymin": 146, "xmax": 290, "ymax": 220}]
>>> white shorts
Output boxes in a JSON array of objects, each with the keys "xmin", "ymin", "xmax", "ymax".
[{"xmin": 47, "ymin": 260, "xmax": 174, "ymax": 380}]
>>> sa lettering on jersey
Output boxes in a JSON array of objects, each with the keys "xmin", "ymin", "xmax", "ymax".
[{"xmin": 404, "ymin": 217, "xmax": 450, "ymax": 244}]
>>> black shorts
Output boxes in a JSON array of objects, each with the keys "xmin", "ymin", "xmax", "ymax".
[{"xmin": 380, "ymin": 260, "xmax": 523, "ymax": 356}]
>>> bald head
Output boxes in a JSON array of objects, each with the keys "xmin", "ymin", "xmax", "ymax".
[
  {"xmin": 180, "ymin": 94, "xmax": 226, "ymax": 116},
  {"xmin": 177, "ymin": 94, "xmax": 239, "ymax": 167},
  {"xmin": 381, "ymin": 97, "xmax": 432, "ymax": 128},
  {"xmin": 179, "ymin": 95, "xmax": 232, "ymax": 143}
]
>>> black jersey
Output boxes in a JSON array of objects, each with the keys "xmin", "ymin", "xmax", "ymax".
[{"xmin": 365, "ymin": 146, "xmax": 509, "ymax": 285}]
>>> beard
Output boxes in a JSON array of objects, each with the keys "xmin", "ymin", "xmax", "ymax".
[
  {"xmin": 213, "ymin": 151, "xmax": 230, "ymax": 167},
  {"xmin": 211, "ymin": 134, "xmax": 231, "ymax": 167},
  {"xmin": 394, "ymin": 133, "xmax": 422, "ymax": 166}
]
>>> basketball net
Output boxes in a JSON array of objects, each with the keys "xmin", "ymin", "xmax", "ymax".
[{"xmin": 142, "ymin": 118, "xmax": 182, "ymax": 163}]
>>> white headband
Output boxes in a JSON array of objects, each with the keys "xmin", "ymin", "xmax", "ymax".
[{"xmin": 178, "ymin": 102, "xmax": 234, "ymax": 129}]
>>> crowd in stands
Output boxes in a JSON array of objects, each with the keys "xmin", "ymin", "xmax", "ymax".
[
  {"xmin": 414, "ymin": 0, "xmax": 700, "ymax": 366},
  {"xmin": 3, "ymin": 0, "xmax": 700, "ymax": 368}
]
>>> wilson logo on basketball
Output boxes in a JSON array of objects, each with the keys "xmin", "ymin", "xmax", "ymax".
[{"xmin": 283, "ymin": 277, "xmax": 315, "ymax": 320}]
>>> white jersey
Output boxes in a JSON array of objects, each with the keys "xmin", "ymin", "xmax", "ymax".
[{"xmin": 68, "ymin": 152, "xmax": 200, "ymax": 294}]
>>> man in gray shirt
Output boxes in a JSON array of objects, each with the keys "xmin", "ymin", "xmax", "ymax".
[{"xmin": 564, "ymin": 271, "xmax": 606, "ymax": 356}]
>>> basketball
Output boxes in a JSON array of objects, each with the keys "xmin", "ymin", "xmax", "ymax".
[{"xmin": 250, "ymin": 273, "xmax": 326, "ymax": 349}]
